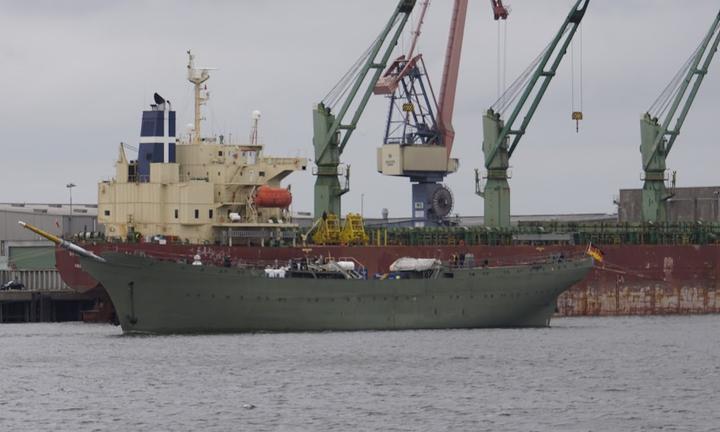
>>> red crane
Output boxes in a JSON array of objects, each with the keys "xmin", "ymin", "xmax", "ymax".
[
  {"xmin": 491, "ymin": 0, "xmax": 509, "ymax": 20},
  {"xmin": 375, "ymin": 0, "xmax": 468, "ymax": 225},
  {"xmin": 437, "ymin": 0, "xmax": 468, "ymax": 157},
  {"xmin": 374, "ymin": 0, "xmax": 510, "ymax": 225}
]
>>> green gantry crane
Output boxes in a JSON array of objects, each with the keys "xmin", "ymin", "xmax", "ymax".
[
  {"xmin": 476, "ymin": 0, "xmax": 588, "ymax": 228},
  {"xmin": 313, "ymin": 0, "xmax": 416, "ymax": 219},
  {"xmin": 640, "ymin": 10, "xmax": 720, "ymax": 223}
]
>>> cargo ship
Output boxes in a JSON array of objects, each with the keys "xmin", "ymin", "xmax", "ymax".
[{"xmin": 54, "ymin": 2, "xmax": 720, "ymax": 319}]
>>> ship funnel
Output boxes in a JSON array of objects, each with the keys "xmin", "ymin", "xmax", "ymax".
[{"xmin": 137, "ymin": 92, "xmax": 177, "ymax": 182}]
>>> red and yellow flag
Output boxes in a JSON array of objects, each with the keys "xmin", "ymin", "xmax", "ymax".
[{"xmin": 586, "ymin": 243, "xmax": 604, "ymax": 262}]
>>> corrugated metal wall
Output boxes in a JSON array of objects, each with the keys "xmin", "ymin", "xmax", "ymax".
[
  {"xmin": 618, "ymin": 187, "xmax": 720, "ymax": 223},
  {"xmin": 0, "ymin": 269, "xmax": 70, "ymax": 291}
]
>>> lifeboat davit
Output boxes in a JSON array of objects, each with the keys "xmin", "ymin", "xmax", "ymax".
[{"xmin": 254, "ymin": 186, "xmax": 292, "ymax": 208}]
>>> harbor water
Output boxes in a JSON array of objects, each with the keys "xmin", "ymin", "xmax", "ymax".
[{"xmin": 0, "ymin": 316, "xmax": 718, "ymax": 431}]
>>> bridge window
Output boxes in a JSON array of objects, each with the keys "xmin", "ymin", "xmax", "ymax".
[{"xmin": 194, "ymin": 209, "xmax": 199, "ymax": 219}]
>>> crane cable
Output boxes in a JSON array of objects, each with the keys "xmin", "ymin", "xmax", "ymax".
[
  {"xmin": 648, "ymin": 43, "xmax": 703, "ymax": 120},
  {"xmin": 323, "ymin": 34, "xmax": 380, "ymax": 109},
  {"xmin": 322, "ymin": 15, "xmax": 402, "ymax": 110},
  {"xmin": 490, "ymin": 34, "xmax": 558, "ymax": 115},
  {"xmin": 570, "ymin": 21, "xmax": 583, "ymax": 132}
]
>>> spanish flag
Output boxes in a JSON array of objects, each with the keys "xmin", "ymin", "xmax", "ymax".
[{"xmin": 586, "ymin": 243, "xmax": 604, "ymax": 262}]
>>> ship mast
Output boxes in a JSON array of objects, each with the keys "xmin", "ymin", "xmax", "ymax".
[
  {"xmin": 186, "ymin": 50, "xmax": 211, "ymax": 145},
  {"xmin": 250, "ymin": 110, "xmax": 261, "ymax": 146}
]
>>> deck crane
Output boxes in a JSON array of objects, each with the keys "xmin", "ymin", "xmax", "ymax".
[
  {"xmin": 639, "ymin": 11, "xmax": 720, "ymax": 223},
  {"xmin": 476, "ymin": 0, "xmax": 588, "ymax": 228},
  {"xmin": 375, "ymin": 0, "xmax": 468, "ymax": 227},
  {"xmin": 313, "ymin": 0, "xmax": 416, "ymax": 219}
]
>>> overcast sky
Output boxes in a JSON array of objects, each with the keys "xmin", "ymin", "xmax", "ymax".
[{"xmin": 1, "ymin": 1, "xmax": 718, "ymax": 218}]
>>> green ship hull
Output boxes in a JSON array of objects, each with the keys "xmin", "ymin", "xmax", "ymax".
[{"xmin": 79, "ymin": 252, "xmax": 593, "ymax": 334}]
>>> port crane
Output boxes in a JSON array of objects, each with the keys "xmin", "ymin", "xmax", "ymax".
[
  {"xmin": 375, "ymin": 0, "xmax": 467, "ymax": 226},
  {"xmin": 476, "ymin": 0, "xmax": 588, "ymax": 228},
  {"xmin": 313, "ymin": 0, "xmax": 416, "ymax": 219},
  {"xmin": 639, "ymin": 11, "xmax": 720, "ymax": 223}
]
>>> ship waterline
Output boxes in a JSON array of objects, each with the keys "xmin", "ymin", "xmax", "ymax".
[{"xmin": 78, "ymin": 252, "xmax": 593, "ymax": 334}]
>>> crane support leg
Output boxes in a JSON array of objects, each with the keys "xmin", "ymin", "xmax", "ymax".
[
  {"xmin": 483, "ymin": 173, "xmax": 511, "ymax": 228},
  {"xmin": 313, "ymin": 104, "xmax": 347, "ymax": 218},
  {"xmin": 480, "ymin": 110, "xmax": 512, "ymax": 228},
  {"xmin": 641, "ymin": 174, "xmax": 669, "ymax": 223},
  {"xmin": 314, "ymin": 175, "xmax": 342, "ymax": 218}
]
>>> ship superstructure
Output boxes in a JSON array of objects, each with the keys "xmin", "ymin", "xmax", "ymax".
[{"xmin": 98, "ymin": 51, "xmax": 306, "ymax": 244}]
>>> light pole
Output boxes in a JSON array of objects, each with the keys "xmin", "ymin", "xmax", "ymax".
[{"xmin": 66, "ymin": 183, "xmax": 76, "ymax": 237}]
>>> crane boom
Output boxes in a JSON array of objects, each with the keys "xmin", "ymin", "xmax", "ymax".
[
  {"xmin": 313, "ymin": 0, "xmax": 416, "ymax": 218},
  {"xmin": 478, "ymin": 0, "xmax": 588, "ymax": 228},
  {"xmin": 640, "ymin": 10, "xmax": 720, "ymax": 222},
  {"xmin": 437, "ymin": 0, "xmax": 468, "ymax": 157}
]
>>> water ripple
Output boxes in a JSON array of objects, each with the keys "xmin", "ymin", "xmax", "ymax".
[{"xmin": 0, "ymin": 317, "xmax": 719, "ymax": 431}]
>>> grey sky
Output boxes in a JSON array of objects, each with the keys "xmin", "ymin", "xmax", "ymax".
[{"xmin": 1, "ymin": 1, "xmax": 718, "ymax": 218}]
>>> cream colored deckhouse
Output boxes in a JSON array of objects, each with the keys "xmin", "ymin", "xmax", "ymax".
[{"xmin": 98, "ymin": 51, "xmax": 306, "ymax": 245}]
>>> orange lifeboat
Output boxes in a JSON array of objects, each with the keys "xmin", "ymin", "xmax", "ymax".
[{"xmin": 254, "ymin": 186, "xmax": 292, "ymax": 208}]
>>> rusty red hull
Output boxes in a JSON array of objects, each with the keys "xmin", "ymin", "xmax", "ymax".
[
  {"xmin": 55, "ymin": 243, "xmax": 720, "ymax": 316},
  {"xmin": 559, "ymin": 245, "xmax": 720, "ymax": 316}
]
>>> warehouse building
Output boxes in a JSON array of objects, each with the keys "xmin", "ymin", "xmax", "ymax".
[{"xmin": 0, "ymin": 203, "xmax": 102, "ymax": 322}]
